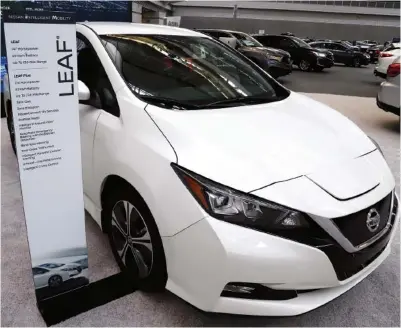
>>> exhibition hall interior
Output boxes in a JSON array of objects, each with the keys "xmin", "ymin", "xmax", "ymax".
[{"xmin": 1, "ymin": 0, "xmax": 400, "ymax": 327}]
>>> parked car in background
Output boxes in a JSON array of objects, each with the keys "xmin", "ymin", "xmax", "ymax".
[
  {"xmin": 253, "ymin": 34, "xmax": 334, "ymax": 72},
  {"xmin": 309, "ymin": 41, "xmax": 370, "ymax": 67},
  {"xmin": 32, "ymin": 266, "xmax": 71, "ymax": 289},
  {"xmin": 39, "ymin": 263, "xmax": 82, "ymax": 276},
  {"xmin": 353, "ymin": 41, "xmax": 371, "ymax": 53},
  {"xmin": 374, "ymin": 43, "xmax": 401, "ymax": 78},
  {"xmin": 377, "ymin": 56, "xmax": 400, "ymax": 116},
  {"xmin": 367, "ymin": 45, "xmax": 383, "ymax": 63},
  {"xmin": 197, "ymin": 29, "xmax": 292, "ymax": 78},
  {"xmin": 361, "ymin": 40, "xmax": 378, "ymax": 46}
]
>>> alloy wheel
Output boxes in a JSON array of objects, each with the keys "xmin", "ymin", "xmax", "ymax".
[
  {"xmin": 110, "ymin": 200, "xmax": 153, "ymax": 278},
  {"xmin": 299, "ymin": 60, "xmax": 310, "ymax": 71},
  {"xmin": 48, "ymin": 275, "xmax": 62, "ymax": 288}
]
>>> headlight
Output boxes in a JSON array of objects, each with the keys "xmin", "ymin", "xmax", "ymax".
[
  {"xmin": 268, "ymin": 55, "xmax": 282, "ymax": 62},
  {"xmin": 313, "ymin": 52, "xmax": 326, "ymax": 57},
  {"xmin": 172, "ymin": 164, "xmax": 309, "ymax": 233}
]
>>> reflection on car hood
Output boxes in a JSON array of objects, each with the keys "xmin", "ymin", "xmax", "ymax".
[
  {"xmin": 146, "ymin": 93, "xmax": 375, "ymax": 192},
  {"xmin": 240, "ymin": 46, "xmax": 290, "ymax": 57}
]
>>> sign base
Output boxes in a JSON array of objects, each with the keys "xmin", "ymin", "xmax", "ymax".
[{"xmin": 38, "ymin": 272, "xmax": 137, "ymax": 326}]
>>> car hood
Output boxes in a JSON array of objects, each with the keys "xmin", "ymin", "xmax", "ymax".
[
  {"xmin": 146, "ymin": 93, "xmax": 376, "ymax": 193},
  {"xmin": 240, "ymin": 46, "xmax": 290, "ymax": 57}
]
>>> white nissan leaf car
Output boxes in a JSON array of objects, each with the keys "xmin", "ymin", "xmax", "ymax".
[{"xmin": 4, "ymin": 22, "xmax": 399, "ymax": 316}]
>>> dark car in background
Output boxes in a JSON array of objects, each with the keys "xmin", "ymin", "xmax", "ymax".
[
  {"xmin": 367, "ymin": 45, "xmax": 383, "ymax": 63},
  {"xmin": 197, "ymin": 29, "xmax": 293, "ymax": 78},
  {"xmin": 309, "ymin": 41, "xmax": 370, "ymax": 67},
  {"xmin": 253, "ymin": 34, "xmax": 334, "ymax": 72}
]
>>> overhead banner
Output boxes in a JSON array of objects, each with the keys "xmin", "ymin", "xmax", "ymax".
[
  {"xmin": 3, "ymin": 11, "xmax": 89, "ymax": 302},
  {"xmin": 165, "ymin": 16, "xmax": 181, "ymax": 27}
]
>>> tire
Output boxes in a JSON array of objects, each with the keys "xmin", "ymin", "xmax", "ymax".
[
  {"xmin": 298, "ymin": 59, "xmax": 311, "ymax": 72},
  {"xmin": 5, "ymin": 101, "xmax": 16, "ymax": 155},
  {"xmin": 352, "ymin": 57, "xmax": 361, "ymax": 67},
  {"xmin": 48, "ymin": 275, "xmax": 63, "ymax": 288},
  {"xmin": 314, "ymin": 67, "xmax": 324, "ymax": 72},
  {"xmin": 104, "ymin": 182, "xmax": 167, "ymax": 292}
]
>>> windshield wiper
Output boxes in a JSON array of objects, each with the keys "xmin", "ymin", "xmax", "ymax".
[
  {"xmin": 139, "ymin": 95, "xmax": 199, "ymax": 110},
  {"xmin": 200, "ymin": 95, "xmax": 284, "ymax": 109}
]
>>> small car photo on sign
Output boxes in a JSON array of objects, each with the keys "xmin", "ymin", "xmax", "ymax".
[{"xmin": 32, "ymin": 252, "xmax": 89, "ymax": 301}]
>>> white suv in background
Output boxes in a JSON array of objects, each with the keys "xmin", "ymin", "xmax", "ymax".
[
  {"xmin": 4, "ymin": 22, "xmax": 399, "ymax": 316},
  {"xmin": 377, "ymin": 56, "xmax": 400, "ymax": 116},
  {"xmin": 374, "ymin": 43, "xmax": 400, "ymax": 78}
]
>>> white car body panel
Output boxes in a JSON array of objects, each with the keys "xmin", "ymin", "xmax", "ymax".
[
  {"xmin": 377, "ymin": 56, "xmax": 400, "ymax": 110},
  {"xmin": 375, "ymin": 47, "xmax": 400, "ymax": 75},
  {"xmin": 164, "ymin": 202, "xmax": 399, "ymax": 316},
  {"xmin": 146, "ymin": 92, "xmax": 375, "ymax": 193},
  {"xmin": 33, "ymin": 269, "xmax": 71, "ymax": 289}
]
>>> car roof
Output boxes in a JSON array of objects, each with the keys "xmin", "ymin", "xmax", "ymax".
[
  {"xmin": 197, "ymin": 29, "xmax": 250, "ymax": 35},
  {"xmin": 78, "ymin": 21, "xmax": 208, "ymax": 37}
]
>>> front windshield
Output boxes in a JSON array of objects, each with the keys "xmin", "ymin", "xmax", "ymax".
[
  {"xmin": 100, "ymin": 34, "xmax": 288, "ymax": 108},
  {"xmin": 291, "ymin": 37, "xmax": 311, "ymax": 48},
  {"xmin": 342, "ymin": 41, "xmax": 353, "ymax": 47},
  {"xmin": 231, "ymin": 32, "xmax": 263, "ymax": 48}
]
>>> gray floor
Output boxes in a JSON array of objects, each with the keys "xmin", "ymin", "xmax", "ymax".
[
  {"xmin": 279, "ymin": 63, "xmax": 383, "ymax": 98},
  {"xmin": 1, "ymin": 93, "xmax": 400, "ymax": 327}
]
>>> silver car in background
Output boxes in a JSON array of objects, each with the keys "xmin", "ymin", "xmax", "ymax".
[{"xmin": 377, "ymin": 56, "xmax": 400, "ymax": 116}]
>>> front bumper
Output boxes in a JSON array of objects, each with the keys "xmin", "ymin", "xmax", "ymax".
[
  {"xmin": 377, "ymin": 95, "xmax": 400, "ymax": 116},
  {"xmin": 163, "ymin": 194, "xmax": 399, "ymax": 316},
  {"xmin": 268, "ymin": 60, "xmax": 292, "ymax": 77},
  {"xmin": 316, "ymin": 57, "xmax": 334, "ymax": 68},
  {"xmin": 374, "ymin": 69, "xmax": 387, "ymax": 79}
]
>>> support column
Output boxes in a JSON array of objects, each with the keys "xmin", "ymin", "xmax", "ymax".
[
  {"xmin": 132, "ymin": 2, "xmax": 142, "ymax": 23},
  {"xmin": 143, "ymin": 10, "xmax": 166, "ymax": 25}
]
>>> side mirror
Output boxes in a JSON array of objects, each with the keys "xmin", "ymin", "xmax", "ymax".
[{"xmin": 78, "ymin": 80, "xmax": 90, "ymax": 101}]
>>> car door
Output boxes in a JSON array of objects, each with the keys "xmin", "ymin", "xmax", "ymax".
[
  {"xmin": 327, "ymin": 43, "xmax": 347, "ymax": 63},
  {"xmin": 277, "ymin": 37, "xmax": 299, "ymax": 63},
  {"xmin": 32, "ymin": 267, "xmax": 50, "ymax": 288},
  {"xmin": 75, "ymin": 28, "xmax": 125, "ymax": 207},
  {"xmin": 76, "ymin": 34, "xmax": 103, "ymax": 198}
]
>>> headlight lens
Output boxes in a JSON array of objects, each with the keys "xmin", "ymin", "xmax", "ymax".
[
  {"xmin": 268, "ymin": 55, "xmax": 282, "ymax": 62},
  {"xmin": 172, "ymin": 164, "xmax": 309, "ymax": 232},
  {"xmin": 313, "ymin": 52, "xmax": 326, "ymax": 57}
]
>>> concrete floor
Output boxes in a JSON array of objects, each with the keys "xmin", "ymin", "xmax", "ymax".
[
  {"xmin": 1, "ymin": 93, "xmax": 400, "ymax": 326},
  {"xmin": 279, "ymin": 64, "xmax": 383, "ymax": 98}
]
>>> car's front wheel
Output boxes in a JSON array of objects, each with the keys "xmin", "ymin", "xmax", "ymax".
[
  {"xmin": 104, "ymin": 183, "xmax": 167, "ymax": 291},
  {"xmin": 352, "ymin": 57, "xmax": 361, "ymax": 67},
  {"xmin": 48, "ymin": 275, "xmax": 63, "ymax": 288},
  {"xmin": 298, "ymin": 59, "xmax": 312, "ymax": 71}
]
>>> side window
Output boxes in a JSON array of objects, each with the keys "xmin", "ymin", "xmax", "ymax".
[
  {"xmin": 33, "ymin": 267, "xmax": 48, "ymax": 275},
  {"xmin": 331, "ymin": 44, "xmax": 345, "ymax": 51},
  {"xmin": 279, "ymin": 38, "xmax": 295, "ymax": 48},
  {"xmin": 77, "ymin": 33, "xmax": 120, "ymax": 117}
]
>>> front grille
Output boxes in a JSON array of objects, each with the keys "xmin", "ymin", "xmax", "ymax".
[
  {"xmin": 320, "ymin": 195, "xmax": 397, "ymax": 281},
  {"xmin": 332, "ymin": 193, "xmax": 392, "ymax": 247}
]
